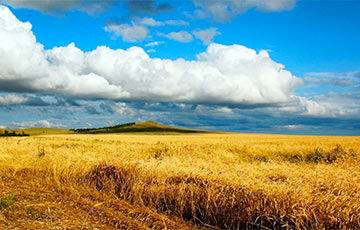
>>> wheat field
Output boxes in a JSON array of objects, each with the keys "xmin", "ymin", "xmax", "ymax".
[{"xmin": 1, "ymin": 133, "xmax": 360, "ymax": 229}]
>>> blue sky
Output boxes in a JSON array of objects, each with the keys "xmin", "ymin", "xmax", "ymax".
[{"xmin": 0, "ymin": 0, "xmax": 359, "ymax": 135}]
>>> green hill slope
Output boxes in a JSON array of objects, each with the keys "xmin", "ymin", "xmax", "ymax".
[{"xmin": 72, "ymin": 121, "xmax": 207, "ymax": 134}]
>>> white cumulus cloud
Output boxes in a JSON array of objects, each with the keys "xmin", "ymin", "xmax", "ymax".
[
  {"xmin": 163, "ymin": 19, "xmax": 189, "ymax": 26},
  {"xmin": 0, "ymin": 5, "xmax": 301, "ymax": 106},
  {"xmin": 11, "ymin": 119, "xmax": 60, "ymax": 128},
  {"xmin": 193, "ymin": 27, "xmax": 219, "ymax": 44},
  {"xmin": 282, "ymin": 124, "xmax": 304, "ymax": 130},
  {"xmin": 0, "ymin": 94, "xmax": 27, "ymax": 105},
  {"xmin": 278, "ymin": 94, "xmax": 360, "ymax": 118},
  {"xmin": 137, "ymin": 17, "xmax": 189, "ymax": 27},
  {"xmin": 215, "ymin": 107, "xmax": 233, "ymax": 114},
  {"xmin": 145, "ymin": 41, "xmax": 164, "ymax": 47},
  {"xmin": 139, "ymin": 17, "xmax": 162, "ymax": 27},
  {"xmin": 113, "ymin": 102, "xmax": 135, "ymax": 116},
  {"xmin": 104, "ymin": 23, "xmax": 148, "ymax": 42},
  {"xmin": 1, "ymin": 0, "xmax": 112, "ymax": 15},
  {"xmin": 164, "ymin": 31, "xmax": 193, "ymax": 43},
  {"xmin": 193, "ymin": 0, "xmax": 296, "ymax": 22}
]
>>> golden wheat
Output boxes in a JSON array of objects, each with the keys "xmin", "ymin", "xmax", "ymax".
[{"xmin": 1, "ymin": 133, "xmax": 360, "ymax": 229}]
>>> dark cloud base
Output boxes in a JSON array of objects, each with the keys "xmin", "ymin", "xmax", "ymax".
[{"xmin": 1, "ymin": 95, "xmax": 359, "ymax": 136}]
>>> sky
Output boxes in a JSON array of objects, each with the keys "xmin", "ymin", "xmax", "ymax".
[{"xmin": 0, "ymin": 0, "xmax": 359, "ymax": 135}]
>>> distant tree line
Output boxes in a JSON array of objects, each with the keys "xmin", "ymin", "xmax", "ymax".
[
  {"xmin": 71, "ymin": 122, "xmax": 136, "ymax": 133},
  {"xmin": 0, "ymin": 130, "xmax": 30, "ymax": 137}
]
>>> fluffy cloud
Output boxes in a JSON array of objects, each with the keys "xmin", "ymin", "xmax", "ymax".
[
  {"xmin": 193, "ymin": 27, "xmax": 219, "ymax": 44},
  {"xmin": 11, "ymin": 119, "xmax": 61, "ymax": 128},
  {"xmin": 193, "ymin": 0, "xmax": 296, "ymax": 22},
  {"xmin": 138, "ymin": 17, "xmax": 189, "ymax": 27},
  {"xmin": 112, "ymin": 102, "xmax": 135, "ymax": 116},
  {"xmin": 278, "ymin": 93, "xmax": 360, "ymax": 118},
  {"xmin": 0, "ymin": 5, "xmax": 300, "ymax": 106},
  {"xmin": 126, "ymin": 0, "xmax": 172, "ymax": 14},
  {"xmin": 281, "ymin": 124, "xmax": 304, "ymax": 130},
  {"xmin": 164, "ymin": 31, "xmax": 193, "ymax": 43},
  {"xmin": 145, "ymin": 41, "xmax": 164, "ymax": 47},
  {"xmin": 0, "ymin": 94, "xmax": 27, "ymax": 105},
  {"xmin": 304, "ymin": 71, "xmax": 360, "ymax": 87},
  {"xmin": 107, "ymin": 17, "xmax": 189, "ymax": 43},
  {"xmin": 163, "ymin": 19, "xmax": 189, "ymax": 26},
  {"xmin": 139, "ymin": 17, "xmax": 162, "ymax": 27},
  {"xmin": 1, "ymin": 0, "xmax": 113, "ymax": 15},
  {"xmin": 2, "ymin": 0, "xmax": 296, "ymax": 22},
  {"xmin": 104, "ymin": 23, "xmax": 148, "ymax": 42},
  {"xmin": 215, "ymin": 107, "xmax": 233, "ymax": 114}
]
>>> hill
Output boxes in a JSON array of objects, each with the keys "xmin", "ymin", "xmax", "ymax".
[
  {"xmin": 72, "ymin": 121, "xmax": 207, "ymax": 134},
  {"xmin": 15, "ymin": 128, "xmax": 73, "ymax": 136},
  {"xmin": 1, "ymin": 121, "xmax": 207, "ymax": 136}
]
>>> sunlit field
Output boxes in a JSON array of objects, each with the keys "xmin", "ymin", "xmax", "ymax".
[{"xmin": 1, "ymin": 133, "xmax": 360, "ymax": 229}]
